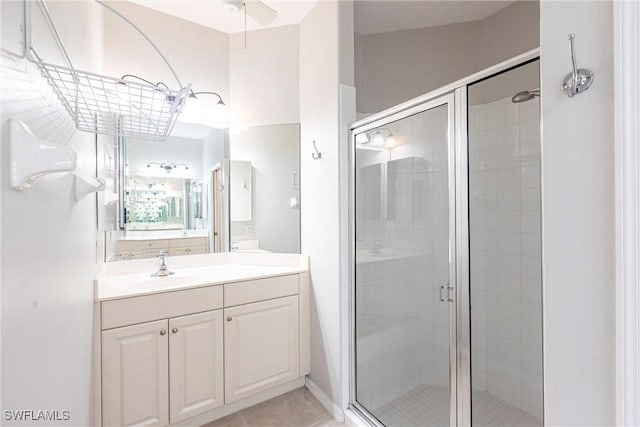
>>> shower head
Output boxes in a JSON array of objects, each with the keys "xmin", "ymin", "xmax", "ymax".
[{"xmin": 511, "ymin": 89, "xmax": 540, "ymax": 103}]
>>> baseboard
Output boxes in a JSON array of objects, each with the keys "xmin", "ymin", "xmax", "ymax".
[
  {"xmin": 304, "ymin": 377, "xmax": 345, "ymax": 422},
  {"xmin": 175, "ymin": 376, "xmax": 305, "ymax": 426}
]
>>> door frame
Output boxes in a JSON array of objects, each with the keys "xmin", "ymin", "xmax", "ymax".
[
  {"xmin": 347, "ymin": 49, "xmax": 540, "ymax": 427},
  {"xmin": 348, "ymin": 92, "xmax": 459, "ymax": 427},
  {"xmin": 614, "ymin": 1, "xmax": 640, "ymax": 424}
]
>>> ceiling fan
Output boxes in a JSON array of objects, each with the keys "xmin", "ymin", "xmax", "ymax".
[{"xmin": 221, "ymin": 0, "xmax": 278, "ymax": 27}]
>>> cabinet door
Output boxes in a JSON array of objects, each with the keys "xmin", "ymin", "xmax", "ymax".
[
  {"xmin": 169, "ymin": 310, "xmax": 224, "ymax": 423},
  {"xmin": 102, "ymin": 320, "xmax": 169, "ymax": 427},
  {"xmin": 224, "ymin": 295, "xmax": 299, "ymax": 403}
]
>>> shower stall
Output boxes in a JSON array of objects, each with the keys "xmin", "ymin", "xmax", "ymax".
[{"xmin": 349, "ymin": 54, "xmax": 543, "ymax": 427}]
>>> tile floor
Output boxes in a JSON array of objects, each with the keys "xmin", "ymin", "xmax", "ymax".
[
  {"xmin": 204, "ymin": 384, "xmax": 541, "ymax": 427},
  {"xmin": 203, "ymin": 387, "xmax": 342, "ymax": 427},
  {"xmin": 374, "ymin": 384, "xmax": 542, "ymax": 427}
]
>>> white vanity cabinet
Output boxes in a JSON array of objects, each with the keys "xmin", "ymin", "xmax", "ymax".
[
  {"xmin": 97, "ymin": 272, "xmax": 310, "ymax": 427},
  {"xmin": 102, "ymin": 319, "xmax": 170, "ymax": 427},
  {"xmin": 224, "ymin": 295, "xmax": 299, "ymax": 403},
  {"xmin": 169, "ymin": 310, "xmax": 225, "ymax": 422}
]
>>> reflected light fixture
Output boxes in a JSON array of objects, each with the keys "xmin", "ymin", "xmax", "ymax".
[
  {"xmin": 147, "ymin": 162, "xmax": 189, "ymax": 173},
  {"xmin": 356, "ymin": 128, "xmax": 398, "ymax": 149}
]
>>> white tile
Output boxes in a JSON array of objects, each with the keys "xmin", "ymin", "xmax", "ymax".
[
  {"xmin": 520, "ymin": 390, "xmax": 544, "ymax": 420},
  {"xmin": 498, "ymin": 232, "xmax": 521, "ymax": 254},
  {"xmin": 495, "ymin": 146, "xmax": 520, "ymax": 169},
  {"xmin": 498, "ymin": 379, "xmax": 521, "ymax": 408},
  {"xmin": 521, "ymin": 165, "xmax": 541, "ymax": 189},
  {"xmin": 496, "ymin": 167, "xmax": 521, "ymax": 190},
  {"xmin": 498, "ymin": 360, "xmax": 521, "ymax": 386},
  {"xmin": 521, "ymin": 233, "xmax": 541, "ymax": 257},
  {"xmin": 520, "ymin": 119, "xmax": 540, "ymax": 144},
  {"xmin": 519, "ymin": 98, "xmax": 540, "ymax": 122},
  {"xmin": 521, "ymin": 344, "xmax": 543, "ymax": 372},
  {"xmin": 498, "ymin": 316, "xmax": 521, "ymax": 342},
  {"xmin": 521, "ymin": 211, "xmax": 541, "ymax": 234},
  {"xmin": 520, "ymin": 368, "xmax": 543, "ymax": 396},
  {"xmin": 498, "ymin": 291, "xmax": 520, "ymax": 318},
  {"xmin": 497, "ymin": 189, "xmax": 521, "ymax": 212},
  {"xmin": 498, "ymin": 253, "xmax": 521, "ymax": 276},
  {"xmin": 496, "ymin": 125, "xmax": 520, "ymax": 148},
  {"xmin": 521, "ymin": 189, "xmax": 541, "ymax": 212},
  {"xmin": 521, "ymin": 277, "xmax": 542, "ymax": 305},
  {"xmin": 486, "ymin": 376, "xmax": 498, "ymax": 395},
  {"xmin": 520, "ymin": 142, "xmax": 540, "ymax": 166},
  {"xmin": 497, "ymin": 211, "xmax": 521, "ymax": 232},
  {"xmin": 521, "ymin": 256, "xmax": 542, "ymax": 281}
]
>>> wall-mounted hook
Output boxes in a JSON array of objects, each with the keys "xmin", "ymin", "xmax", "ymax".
[
  {"xmin": 561, "ymin": 34, "xmax": 594, "ymax": 98},
  {"xmin": 312, "ymin": 140, "xmax": 322, "ymax": 160}
]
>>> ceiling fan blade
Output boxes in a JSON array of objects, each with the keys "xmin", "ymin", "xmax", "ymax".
[{"xmin": 245, "ymin": 0, "xmax": 277, "ymax": 26}]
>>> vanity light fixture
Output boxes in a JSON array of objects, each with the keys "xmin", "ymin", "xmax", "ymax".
[
  {"xmin": 118, "ymin": 75, "xmax": 229, "ymax": 126},
  {"xmin": 180, "ymin": 91, "xmax": 230, "ymax": 127},
  {"xmin": 356, "ymin": 128, "xmax": 398, "ymax": 149},
  {"xmin": 146, "ymin": 162, "xmax": 189, "ymax": 173}
]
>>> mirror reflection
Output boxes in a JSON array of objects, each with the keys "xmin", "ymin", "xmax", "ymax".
[
  {"xmin": 102, "ymin": 125, "xmax": 228, "ymax": 262},
  {"xmin": 100, "ymin": 122, "xmax": 301, "ymax": 261},
  {"xmin": 229, "ymin": 124, "xmax": 300, "ymax": 254}
]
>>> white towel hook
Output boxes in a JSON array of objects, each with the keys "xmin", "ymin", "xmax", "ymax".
[{"xmin": 312, "ymin": 140, "xmax": 322, "ymax": 160}]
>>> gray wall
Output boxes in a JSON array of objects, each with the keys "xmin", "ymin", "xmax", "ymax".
[{"xmin": 355, "ymin": 0, "xmax": 539, "ymax": 114}]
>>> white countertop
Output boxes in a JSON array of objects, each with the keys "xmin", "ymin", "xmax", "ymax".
[{"xmin": 95, "ymin": 252, "xmax": 308, "ymax": 301}]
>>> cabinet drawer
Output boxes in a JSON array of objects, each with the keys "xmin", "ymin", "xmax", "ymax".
[
  {"xmin": 169, "ymin": 247, "xmax": 206, "ymax": 257},
  {"xmin": 170, "ymin": 238, "xmax": 206, "ymax": 248},
  {"xmin": 132, "ymin": 240, "xmax": 170, "ymax": 251},
  {"xmin": 102, "ymin": 286, "xmax": 223, "ymax": 330},
  {"xmin": 224, "ymin": 274, "xmax": 298, "ymax": 307}
]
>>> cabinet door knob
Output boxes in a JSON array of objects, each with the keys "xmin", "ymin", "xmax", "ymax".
[
  {"xmin": 172, "ymin": 328, "xmax": 178, "ymax": 334},
  {"xmin": 160, "ymin": 330, "xmax": 167, "ymax": 336},
  {"xmin": 227, "ymin": 316, "xmax": 232, "ymax": 322}
]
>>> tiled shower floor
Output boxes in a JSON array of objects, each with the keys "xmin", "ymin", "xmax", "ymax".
[{"xmin": 373, "ymin": 384, "xmax": 542, "ymax": 427}]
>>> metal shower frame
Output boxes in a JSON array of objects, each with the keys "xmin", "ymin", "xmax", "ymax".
[{"xmin": 347, "ymin": 48, "xmax": 541, "ymax": 427}]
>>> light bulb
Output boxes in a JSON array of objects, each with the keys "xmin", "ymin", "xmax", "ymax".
[
  {"xmin": 371, "ymin": 130, "xmax": 385, "ymax": 146},
  {"xmin": 355, "ymin": 132, "xmax": 370, "ymax": 144},
  {"xmin": 385, "ymin": 133, "xmax": 397, "ymax": 147}
]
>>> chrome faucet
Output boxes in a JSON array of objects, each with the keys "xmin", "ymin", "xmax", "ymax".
[{"xmin": 152, "ymin": 250, "xmax": 174, "ymax": 277}]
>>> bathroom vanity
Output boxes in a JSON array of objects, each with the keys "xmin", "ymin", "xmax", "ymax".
[{"xmin": 93, "ymin": 253, "xmax": 310, "ymax": 427}]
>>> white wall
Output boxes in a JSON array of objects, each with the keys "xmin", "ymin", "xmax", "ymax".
[
  {"xmin": 230, "ymin": 124, "xmax": 300, "ymax": 253},
  {"xmin": 229, "ymin": 25, "xmax": 299, "ymax": 127},
  {"xmin": 299, "ymin": 0, "xmax": 343, "ymax": 409},
  {"xmin": 0, "ymin": 1, "xmax": 102, "ymax": 425},
  {"xmin": 355, "ymin": 0, "xmax": 539, "ymax": 114},
  {"xmin": 102, "ymin": 1, "xmax": 229, "ymax": 119},
  {"xmin": 540, "ymin": 1, "xmax": 615, "ymax": 425}
]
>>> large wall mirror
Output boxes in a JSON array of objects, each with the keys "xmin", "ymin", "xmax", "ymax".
[
  {"xmin": 99, "ymin": 123, "xmax": 301, "ymax": 261},
  {"xmin": 229, "ymin": 124, "xmax": 301, "ymax": 253}
]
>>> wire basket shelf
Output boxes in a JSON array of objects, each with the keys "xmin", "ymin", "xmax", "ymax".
[{"xmin": 35, "ymin": 60, "xmax": 190, "ymax": 142}]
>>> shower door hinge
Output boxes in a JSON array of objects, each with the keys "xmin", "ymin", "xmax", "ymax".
[{"xmin": 439, "ymin": 283, "xmax": 454, "ymax": 303}]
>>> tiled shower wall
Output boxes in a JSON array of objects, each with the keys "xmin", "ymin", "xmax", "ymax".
[
  {"xmin": 468, "ymin": 94, "xmax": 543, "ymax": 419},
  {"xmin": 355, "ymin": 106, "xmax": 451, "ymax": 411}
]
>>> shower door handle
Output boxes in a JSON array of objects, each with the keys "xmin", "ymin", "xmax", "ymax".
[{"xmin": 439, "ymin": 283, "xmax": 454, "ymax": 303}]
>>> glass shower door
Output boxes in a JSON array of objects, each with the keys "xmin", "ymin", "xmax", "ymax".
[{"xmin": 353, "ymin": 95, "xmax": 456, "ymax": 427}]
